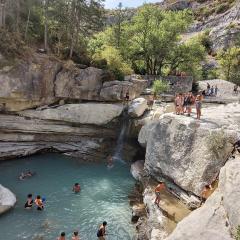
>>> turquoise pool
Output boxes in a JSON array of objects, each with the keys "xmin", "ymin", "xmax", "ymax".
[{"xmin": 0, "ymin": 154, "xmax": 136, "ymax": 240}]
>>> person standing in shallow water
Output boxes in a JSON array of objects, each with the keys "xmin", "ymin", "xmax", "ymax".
[
  {"xmin": 35, "ymin": 195, "xmax": 44, "ymax": 210},
  {"xmin": 57, "ymin": 232, "xmax": 66, "ymax": 240},
  {"xmin": 97, "ymin": 221, "xmax": 107, "ymax": 240},
  {"xmin": 72, "ymin": 231, "xmax": 80, "ymax": 240},
  {"xmin": 73, "ymin": 183, "xmax": 81, "ymax": 193},
  {"xmin": 154, "ymin": 181, "xmax": 166, "ymax": 207},
  {"xmin": 24, "ymin": 193, "xmax": 33, "ymax": 209}
]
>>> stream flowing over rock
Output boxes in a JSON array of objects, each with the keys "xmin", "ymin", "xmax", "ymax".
[
  {"xmin": 139, "ymin": 103, "xmax": 240, "ymax": 196},
  {"xmin": 165, "ymin": 156, "xmax": 240, "ymax": 240},
  {"xmin": 0, "ymin": 185, "xmax": 16, "ymax": 215}
]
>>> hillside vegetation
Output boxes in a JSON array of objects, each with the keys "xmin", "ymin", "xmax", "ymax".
[{"xmin": 0, "ymin": 0, "xmax": 239, "ymax": 84}]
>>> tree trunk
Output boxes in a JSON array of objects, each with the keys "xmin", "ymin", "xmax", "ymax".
[
  {"xmin": 44, "ymin": 0, "xmax": 49, "ymax": 52},
  {"xmin": 16, "ymin": 0, "xmax": 20, "ymax": 33},
  {"xmin": 24, "ymin": 9, "xmax": 31, "ymax": 41},
  {"xmin": 0, "ymin": 0, "xmax": 6, "ymax": 28}
]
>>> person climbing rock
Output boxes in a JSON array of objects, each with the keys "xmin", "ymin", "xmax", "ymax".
[
  {"xmin": 35, "ymin": 195, "xmax": 44, "ymax": 211},
  {"xmin": 24, "ymin": 194, "xmax": 33, "ymax": 209},
  {"xmin": 72, "ymin": 231, "xmax": 80, "ymax": 240},
  {"xmin": 57, "ymin": 232, "xmax": 66, "ymax": 240},
  {"xmin": 154, "ymin": 181, "xmax": 166, "ymax": 207},
  {"xmin": 73, "ymin": 183, "xmax": 81, "ymax": 193},
  {"xmin": 200, "ymin": 184, "xmax": 213, "ymax": 205},
  {"xmin": 97, "ymin": 221, "xmax": 107, "ymax": 240}
]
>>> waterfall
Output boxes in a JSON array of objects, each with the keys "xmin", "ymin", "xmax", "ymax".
[{"xmin": 113, "ymin": 115, "xmax": 130, "ymax": 162}]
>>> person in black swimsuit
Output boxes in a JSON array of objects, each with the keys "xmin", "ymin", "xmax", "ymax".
[
  {"xmin": 24, "ymin": 194, "xmax": 33, "ymax": 209},
  {"xmin": 97, "ymin": 221, "xmax": 107, "ymax": 240}
]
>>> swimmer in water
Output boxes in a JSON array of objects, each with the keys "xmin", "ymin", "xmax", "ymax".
[
  {"xmin": 57, "ymin": 232, "xmax": 66, "ymax": 240},
  {"xmin": 35, "ymin": 195, "xmax": 44, "ymax": 211},
  {"xmin": 107, "ymin": 155, "xmax": 114, "ymax": 168},
  {"xmin": 72, "ymin": 231, "xmax": 80, "ymax": 240},
  {"xmin": 24, "ymin": 194, "xmax": 33, "ymax": 209},
  {"xmin": 73, "ymin": 183, "xmax": 81, "ymax": 193}
]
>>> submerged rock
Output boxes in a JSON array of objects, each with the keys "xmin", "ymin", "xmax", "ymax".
[
  {"xmin": 139, "ymin": 103, "xmax": 240, "ymax": 196},
  {"xmin": 128, "ymin": 98, "xmax": 148, "ymax": 118},
  {"xmin": 165, "ymin": 156, "xmax": 240, "ymax": 240},
  {"xmin": 0, "ymin": 185, "xmax": 16, "ymax": 215}
]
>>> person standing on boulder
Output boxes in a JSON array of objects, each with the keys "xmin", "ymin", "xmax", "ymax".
[
  {"xmin": 195, "ymin": 93, "xmax": 203, "ymax": 120},
  {"xmin": 154, "ymin": 182, "xmax": 165, "ymax": 207}
]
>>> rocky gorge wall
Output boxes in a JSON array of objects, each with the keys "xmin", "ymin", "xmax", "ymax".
[
  {"xmin": 134, "ymin": 103, "xmax": 240, "ymax": 240},
  {"xmin": 0, "ymin": 53, "xmax": 147, "ymax": 112}
]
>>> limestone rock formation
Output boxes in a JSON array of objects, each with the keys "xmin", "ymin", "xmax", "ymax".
[
  {"xmin": 100, "ymin": 79, "xmax": 147, "ymax": 101},
  {"xmin": 165, "ymin": 156, "xmax": 240, "ymax": 240},
  {"xmin": 0, "ymin": 185, "xmax": 16, "ymax": 215},
  {"xmin": 131, "ymin": 160, "xmax": 145, "ymax": 181},
  {"xmin": 20, "ymin": 103, "xmax": 124, "ymax": 126},
  {"xmin": 0, "ymin": 54, "xmax": 147, "ymax": 111},
  {"xmin": 139, "ymin": 103, "xmax": 240, "ymax": 196},
  {"xmin": 0, "ymin": 53, "xmax": 61, "ymax": 111},
  {"xmin": 128, "ymin": 98, "xmax": 148, "ymax": 118}
]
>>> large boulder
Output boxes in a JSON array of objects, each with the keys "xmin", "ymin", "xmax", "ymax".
[
  {"xmin": 0, "ymin": 185, "xmax": 16, "ymax": 215},
  {"xmin": 100, "ymin": 79, "xmax": 147, "ymax": 101},
  {"xmin": 165, "ymin": 156, "xmax": 240, "ymax": 240},
  {"xmin": 0, "ymin": 53, "xmax": 61, "ymax": 111},
  {"xmin": 55, "ymin": 66, "xmax": 105, "ymax": 101},
  {"xmin": 128, "ymin": 98, "xmax": 148, "ymax": 118},
  {"xmin": 139, "ymin": 103, "xmax": 240, "ymax": 196},
  {"xmin": 20, "ymin": 103, "xmax": 124, "ymax": 126}
]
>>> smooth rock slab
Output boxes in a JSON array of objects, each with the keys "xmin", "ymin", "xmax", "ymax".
[
  {"xmin": 128, "ymin": 98, "xmax": 148, "ymax": 118},
  {"xmin": 0, "ymin": 185, "xmax": 16, "ymax": 215},
  {"xmin": 20, "ymin": 103, "xmax": 124, "ymax": 126}
]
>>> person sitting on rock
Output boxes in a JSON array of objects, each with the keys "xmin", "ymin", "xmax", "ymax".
[
  {"xmin": 154, "ymin": 181, "xmax": 166, "ymax": 207},
  {"xmin": 73, "ymin": 183, "xmax": 81, "ymax": 193},
  {"xmin": 200, "ymin": 184, "xmax": 213, "ymax": 205},
  {"xmin": 231, "ymin": 139, "xmax": 240, "ymax": 155}
]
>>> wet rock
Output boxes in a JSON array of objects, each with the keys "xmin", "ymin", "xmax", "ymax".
[
  {"xmin": 139, "ymin": 103, "xmax": 240, "ymax": 196},
  {"xmin": 131, "ymin": 160, "xmax": 145, "ymax": 181},
  {"xmin": 0, "ymin": 185, "xmax": 16, "ymax": 215},
  {"xmin": 128, "ymin": 98, "xmax": 148, "ymax": 118},
  {"xmin": 20, "ymin": 103, "xmax": 124, "ymax": 126},
  {"xmin": 132, "ymin": 204, "xmax": 146, "ymax": 223},
  {"xmin": 165, "ymin": 156, "xmax": 240, "ymax": 240}
]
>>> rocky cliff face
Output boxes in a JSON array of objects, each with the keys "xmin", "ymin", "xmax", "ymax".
[
  {"xmin": 139, "ymin": 103, "xmax": 240, "ymax": 196},
  {"xmin": 0, "ymin": 54, "xmax": 147, "ymax": 112},
  {"xmin": 166, "ymin": 156, "xmax": 240, "ymax": 240}
]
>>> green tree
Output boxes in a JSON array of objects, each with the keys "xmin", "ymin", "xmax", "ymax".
[
  {"xmin": 217, "ymin": 46, "xmax": 240, "ymax": 85},
  {"xmin": 152, "ymin": 80, "xmax": 170, "ymax": 95},
  {"xmin": 93, "ymin": 45, "xmax": 132, "ymax": 80}
]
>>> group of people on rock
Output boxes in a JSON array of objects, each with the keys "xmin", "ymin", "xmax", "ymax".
[
  {"xmin": 202, "ymin": 83, "xmax": 218, "ymax": 97},
  {"xmin": 174, "ymin": 92, "xmax": 203, "ymax": 119}
]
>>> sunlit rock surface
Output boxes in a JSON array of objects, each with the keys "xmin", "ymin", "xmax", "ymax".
[
  {"xmin": 128, "ymin": 98, "xmax": 148, "ymax": 118},
  {"xmin": 139, "ymin": 103, "xmax": 240, "ymax": 195},
  {"xmin": 0, "ymin": 185, "xmax": 16, "ymax": 215},
  {"xmin": 20, "ymin": 103, "xmax": 124, "ymax": 125},
  {"xmin": 165, "ymin": 156, "xmax": 240, "ymax": 240}
]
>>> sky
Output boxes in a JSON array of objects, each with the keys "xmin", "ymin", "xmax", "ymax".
[{"xmin": 104, "ymin": 0, "xmax": 162, "ymax": 9}]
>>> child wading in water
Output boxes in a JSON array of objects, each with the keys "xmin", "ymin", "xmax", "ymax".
[{"xmin": 72, "ymin": 231, "xmax": 80, "ymax": 240}]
